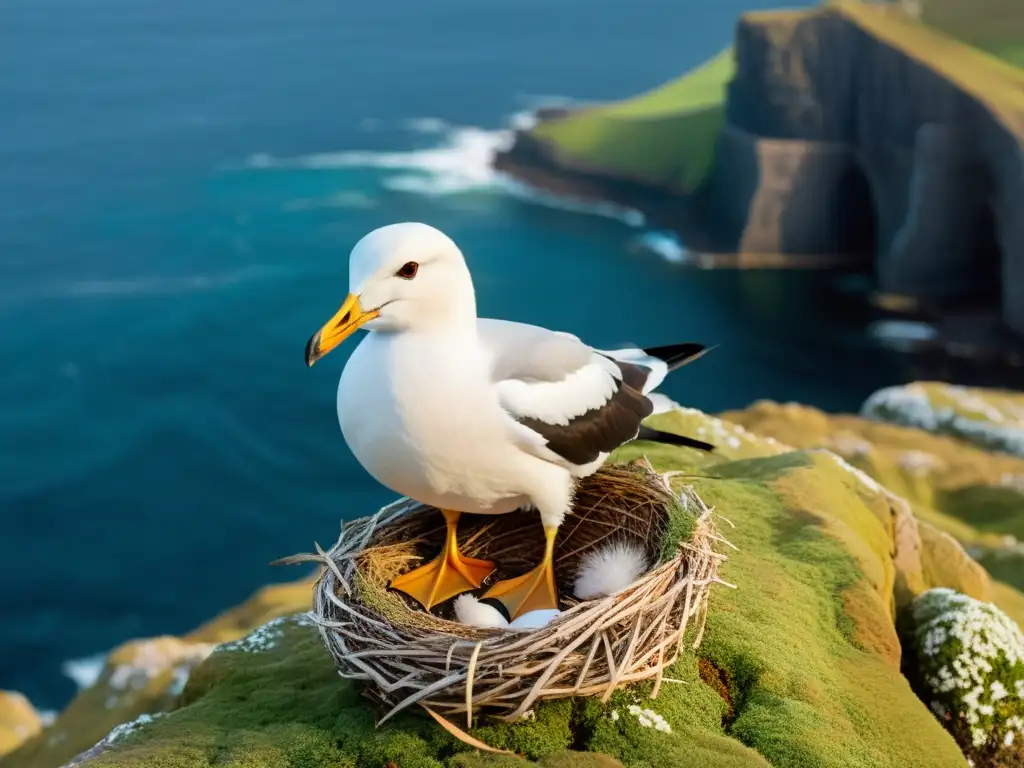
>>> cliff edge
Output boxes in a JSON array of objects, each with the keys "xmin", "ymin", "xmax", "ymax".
[{"xmin": 495, "ymin": 1, "xmax": 1024, "ymax": 336}]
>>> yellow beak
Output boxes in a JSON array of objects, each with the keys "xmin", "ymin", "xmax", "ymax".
[{"xmin": 305, "ymin": 293, "xmax": 380, "ymax": 367}]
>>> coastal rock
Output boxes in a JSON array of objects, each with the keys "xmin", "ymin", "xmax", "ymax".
[
  {"xmin": 0, "ymin": 578, "xmax": 315, "ymax": 768},
  {"xmin": 862, "ymin": 382, "xmax": 1024, "ymax": 458},
  {"xmin": 46, "ymin": 422, "xmax": 972, "ymax": 767},
  {"xmin": 0, "ymin": 692, "xmax": 42, "ymax": 757}
]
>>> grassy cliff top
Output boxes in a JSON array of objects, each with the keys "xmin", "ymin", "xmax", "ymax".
[
  {"xmin": 526, "ymin": 49, "xmax": 735, "ymax": 194},
  {"xmin": 914, "ymin": 0, "xmax": 1024, "ymax": 67},
  {"xmin": 832, "ymin": 1, "xmax": 1024, "ymax": 133}
]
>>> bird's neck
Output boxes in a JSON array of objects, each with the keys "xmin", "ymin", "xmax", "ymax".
[{"xmin": 415, "ymin": 280, "xmax": 478, "ymax": 335}]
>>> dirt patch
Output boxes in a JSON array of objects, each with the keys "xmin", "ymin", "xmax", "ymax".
[{"xmin": 698, "ymin": 657, "xmax": 737, "ymax": 726}]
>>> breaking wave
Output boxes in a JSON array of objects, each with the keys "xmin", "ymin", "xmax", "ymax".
[{"xmin": 243, "ymin": 109, "xmax": 647, "ymax": 228}]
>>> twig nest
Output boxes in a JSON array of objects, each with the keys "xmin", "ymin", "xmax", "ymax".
[{"xmin": 300, "ymin": 462, "xmax": 729, "ymax": 732}]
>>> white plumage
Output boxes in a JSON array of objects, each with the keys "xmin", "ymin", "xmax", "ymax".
[
  {"xmin": 453, "ymin": 595, "xmax": 509, "ymax": 629},
  {"xmin": 573, "ymin": 540, "xmax": 650, "ymax": 600}
]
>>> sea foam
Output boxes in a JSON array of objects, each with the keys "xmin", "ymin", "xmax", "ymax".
[{"xmin": 243, "ymin": 109, "xmax": 647, "ymax": 229}]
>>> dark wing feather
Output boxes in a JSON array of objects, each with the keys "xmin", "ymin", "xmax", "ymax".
[{"xmin": 515, "ymin": 359, "xmax": 654, "ymax": 466}]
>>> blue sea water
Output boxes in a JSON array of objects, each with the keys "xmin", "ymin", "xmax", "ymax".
[{"xmin": 0, "ymin": 0, "xmax": 902, "ymax": 709}]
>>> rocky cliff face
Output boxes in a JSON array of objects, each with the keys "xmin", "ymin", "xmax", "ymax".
[
  {"xmin": 705, "ymin": 3, "xmax": 1024, "ymax": 333},
  {"xmin": 496, "ymin": 2, "xmax": 1024, "ymax": 336}
]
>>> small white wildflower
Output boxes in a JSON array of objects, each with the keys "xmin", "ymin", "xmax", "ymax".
[
  {"xmin": 626, "ymin": 704, "xmax": 672, "ymax": 733},
  {"xmin": 1005, "ymin": 731, "xmax": 1016, "ymax": 747},
  {"xmin": 610, "ymin": 710, "xmax": 619, "ymax": 722}
]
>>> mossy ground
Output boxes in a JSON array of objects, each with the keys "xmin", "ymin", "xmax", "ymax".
[
  {"xmin": 723, "ymin": 398, "xmax": 1024, "ymax": 617},
  {"xmin": 0, "ymin": 580, "xmax": 315, "ymax": 768},
  {"xmin": 57, "ymin": 423, "xmax": 971, "ymax": 768}
]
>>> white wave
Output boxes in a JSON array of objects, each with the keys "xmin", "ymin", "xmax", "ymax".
[
  {"xmin": 635, "ymin": 231, "xmax": 688, "ymax": 263},
  {"xmin": 61, "ymin": 652, "xmax": 107, "ymax": 690},
  {"xmin": 244, "ymin": 114, "xmax": 647, "ymax": 228}
]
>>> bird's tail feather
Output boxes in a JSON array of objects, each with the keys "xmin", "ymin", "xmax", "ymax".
[
  {"xmin": 635, "ymin": 425, "xmax": 715, "ymax": 452},
  {"xmin": 642, "ymin": 342, "xmax": 714, "ymax": 372}
]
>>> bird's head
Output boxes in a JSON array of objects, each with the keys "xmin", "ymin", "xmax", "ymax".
[{"xmin": 305, "ymin": 222, "xmax": 476, "ymax": 367}]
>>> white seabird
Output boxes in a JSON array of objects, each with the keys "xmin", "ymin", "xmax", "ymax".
[{"xmin": 305, "ymin": 222, "xmax": 713, "ymax": 620}]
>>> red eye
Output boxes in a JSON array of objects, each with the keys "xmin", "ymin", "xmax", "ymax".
[{"xmin": 396, "ymin": 261, "xmax": 419, "ymax": 279}]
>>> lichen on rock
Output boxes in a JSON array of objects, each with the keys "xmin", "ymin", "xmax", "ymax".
[
  {"xmin": 0, "ymin": 692, "xmax": 43, "ymax": 758},
  {"xmin": 904, "ymin": 588, "xmax": 1024, "ymax": 763},
  {"xmin": 862, "ymin": 383, "xmax": 1024, "ymax": 459}
]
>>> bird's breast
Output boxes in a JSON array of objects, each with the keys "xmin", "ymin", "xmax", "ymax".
[{"xmin": 336, "ymin": 332, "xmax": 524, "ymax": 513}]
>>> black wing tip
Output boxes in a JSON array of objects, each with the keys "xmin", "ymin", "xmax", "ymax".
[
  {"xmin": 642, "ymin": 342, "xmax": 717, "ymax": 371},
  {"xmin": 635, "ymin": 426, "xmax": 715, "ymax": 452}
]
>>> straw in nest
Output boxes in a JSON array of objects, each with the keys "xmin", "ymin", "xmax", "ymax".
[{"xmin": 281, "ymin": 460, "xmax": 734, "ymax": 747}]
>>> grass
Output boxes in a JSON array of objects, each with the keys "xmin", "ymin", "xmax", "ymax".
[
  {"xmin": 834, "ymin": 1, "xmax": 1024, "ymax": 130},
  {"xmin": 529, "ymin": 49, "xmax": 735, "ymax": 194},
  {"xmin": 914, "ymin": 0, "xmax": 1024, "ymax": 67},
  {"xmin": 63, "ymin": 429, "xmax": 973, "ymax": 768}
]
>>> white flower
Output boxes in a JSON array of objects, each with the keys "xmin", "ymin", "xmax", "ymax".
[{"xmin": 626, "ymin": 704, "xmax": 672, "ymax": 733}]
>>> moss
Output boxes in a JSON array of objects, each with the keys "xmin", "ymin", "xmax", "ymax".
[
  {"xmin": 15, "ymin": 411, "xmax": 984, "ymax": 768},
  {"xmin": 0, "ymin": 693, "xmax": 41, "ymax": 758},
  {"xmin": 530, "ymin": 50, "xmax": 734, "ymax": 194},
  {"xmin": 724, "ymin": 396, "xmax": 1024, "ymax": 623},
  {"xmin": 903, "ymin": 589, "xmax": 1024, "ymax": 763},
  {"xmin": 3, "ymin": 579, "xmax": 316, "ymax": 768}
]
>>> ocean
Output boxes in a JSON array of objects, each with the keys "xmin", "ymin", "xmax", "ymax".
[{"xmin": 1, "ymin": 0, "xmax": 903, "ymax": 709}]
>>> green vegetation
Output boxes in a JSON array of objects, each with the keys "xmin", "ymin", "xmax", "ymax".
[
  {"xmin": 9, "ymin": 390, "xmax": 1024, "ymax": 767},
  {"xmin": 722, "ymin": 398, "xmax": 1024, "ymax": 620},
  {"xmin": 0, "ymin": 581, "xmax": 315, "ymax": 768},
  {"xmin": 0, "ymin": 693, "xmax": 41, "ymax": 758},
  {"xmin": 835, "ymin": 1, "xmax": 1024, "ymax": 131},
  {"xmin": 22, "ymin": 427, "xmax": 982, "ymax": 768},
  {"xmin": 529, "ymin": 49, "xmax": 734, "ymax": 194},
  {"xmin": 914, "ymin": 0, "xmax": 1024, "ymax": 68},
  {"xmin": 902, "ymin": 588, "xmax": 1024, "ymax": 764}
]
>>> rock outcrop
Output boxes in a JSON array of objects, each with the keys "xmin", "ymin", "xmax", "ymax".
[
  {"xmin": 711, "ymin": 2, "xmax": 1024, "ymax": 333},
  {"xmin": 496, "ymin": 1, "xmax": 1024, "ymax": 335},
  {"xmin": 0, "ymin": 579, "xmax": 315, "ymax": 768},
  {"xmin": 0, "ymin": 693, "xmax": 42, "ymax": 758}
]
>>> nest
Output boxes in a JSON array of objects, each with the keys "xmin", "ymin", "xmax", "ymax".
[{"xmin": 288, "ymin": 461, "xmax": 730, "ymax": 742}]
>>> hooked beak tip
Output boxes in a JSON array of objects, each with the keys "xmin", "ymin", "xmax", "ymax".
[{"xmin": 305, "ymin": 332, "xmax": 321, "ymax": 368}]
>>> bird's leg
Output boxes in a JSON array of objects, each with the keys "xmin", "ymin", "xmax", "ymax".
[
  {"xmin": 389, "ymin": 509, "xmax": 496, "ymax": 611},
  {"xmin": 481, "ymin": 524, "xmax": 559, "ymax": 621}
]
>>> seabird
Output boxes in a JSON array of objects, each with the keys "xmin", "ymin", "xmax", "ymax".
[{"xmin": 305, "ymin": 222, "xmax": 713, "ymax": 620}]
